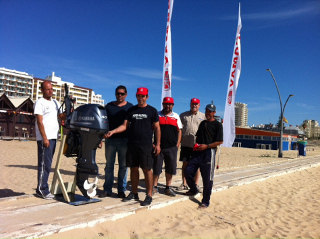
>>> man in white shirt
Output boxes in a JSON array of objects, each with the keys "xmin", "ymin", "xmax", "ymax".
[{"xmin": 34, "ymin": 81, "xmax": 64, "ymax": 199}]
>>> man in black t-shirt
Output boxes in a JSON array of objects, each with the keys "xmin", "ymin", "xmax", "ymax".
[
  {"xmin": 185, "ymin": 102, "xmax": 223, "ymax": 209},
  {"xmin": 106, "ymin": 87, "xmax": 161, "ymax": 206},
  {"xmin": 100, "ymin": 85, "xmax": 133, "ymax": 199}
]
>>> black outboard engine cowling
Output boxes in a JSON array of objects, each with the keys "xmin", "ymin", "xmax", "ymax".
[{"xmin": 67, "ymin": 104, "xmax": 108, "ymax": 198}]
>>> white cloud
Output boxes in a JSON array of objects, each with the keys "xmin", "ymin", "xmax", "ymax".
[
  {"xmin": 244, "ymin": 5, "xmax": 320, "ymax": 21},
  {"xmin": 221, "ymin": 1, "xmax": 320, "ymax": 21}
]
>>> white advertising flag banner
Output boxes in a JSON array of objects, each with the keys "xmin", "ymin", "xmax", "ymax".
[
  {"xmin": 161, "ymin": 0, "xmax": 174, "ymax": 104},
  {"xmin": 222, "ymin": 4, "xmax": 242, "ymax": 148}
]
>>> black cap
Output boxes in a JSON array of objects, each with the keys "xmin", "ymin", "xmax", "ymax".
[{"xmin": 205, "ymin": 103, "xmax": 216, "ymax": 112}]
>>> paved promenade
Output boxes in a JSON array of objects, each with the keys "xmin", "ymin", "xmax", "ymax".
[{"xmin": 1, "ymin": 156, "xmax": 319, "ymax": 238}]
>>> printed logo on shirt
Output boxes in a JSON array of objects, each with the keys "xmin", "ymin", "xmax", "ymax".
[
  {"xmin": 132, "ymin": 114, "xmax": 147, "ymax": 120},
  {"xmin": 44, "ymin": 105, "xmax": 52, "ymax": 114}
]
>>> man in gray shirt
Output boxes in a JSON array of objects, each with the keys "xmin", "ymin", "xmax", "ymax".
[{"xmin": 178, "ymin": 98, "xmax": 205, "ymax": 191}]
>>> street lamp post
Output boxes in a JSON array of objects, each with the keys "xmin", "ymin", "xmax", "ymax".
[{"xmin": 266, "ymin": 69, "xmax": 294, "ymax": 158}]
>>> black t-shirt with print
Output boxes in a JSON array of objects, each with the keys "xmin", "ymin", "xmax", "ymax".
[{"xmin": 125, "ymin": 105, "xmax": 159, "ymax": 145}]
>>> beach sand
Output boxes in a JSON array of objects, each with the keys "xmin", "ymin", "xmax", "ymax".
[
  {"xmin": 1, "ymin": 140, "xmax": 320, "ymax": 238},
  {"xmin": 46, "ymin": 166, "xmax": 320, "ymax": 239}
]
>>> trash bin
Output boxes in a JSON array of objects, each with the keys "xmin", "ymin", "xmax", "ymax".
[
  {"xmin": 291, "ymin": 142, "xmax": 298, "ymax": 150},
  {"xmin": 298, "ymin": 141, "xmax": 307, "ymax": 156}
]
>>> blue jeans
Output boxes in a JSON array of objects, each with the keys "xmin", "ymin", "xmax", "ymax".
[{"xmin": 103, "ymin": 137, "xmax": 128, "ymax": 194}]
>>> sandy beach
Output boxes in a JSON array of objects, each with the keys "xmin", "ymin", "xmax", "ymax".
[{"xmin": 1, "ymin": 139, "xmax": 320, "ymax": 238}]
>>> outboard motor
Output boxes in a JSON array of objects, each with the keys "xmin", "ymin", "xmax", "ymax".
[
  {"xmin": 67, "ymin": 104, "xmax": 108, "ymax": 198},
  {"xmin": 61, "ymin": 84, "xmax": 108, "ymax": 198}
]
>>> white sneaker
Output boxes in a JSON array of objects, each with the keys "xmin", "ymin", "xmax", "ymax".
[{"xmin": 38, "ymin": 192, "xmax": 55, "ymax": 200}]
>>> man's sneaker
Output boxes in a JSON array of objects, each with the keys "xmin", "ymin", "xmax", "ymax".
[
  {"xmin": 99, "ymin": 191, "xmax": 112, "ymax": 198},
  {"xmin": 122, "ymin": 192, "xmax": 139, "ymax": 202},
  {"xmin": 44, "ymin": 193, "xmax": 55, "ymax": 200},
  {"xmin": 36, "ymin": 192, "xmax": 55, "ymax": 200},
  {"xmin": 185, "ymin": 189, "xmax": 199, "ymax": 196},
  {"xmin": 117, "ymin": 192, "xmax": 126, "ymax": 198},
  {"xmin": 140, "ymin": 195, "xmax": 152, "ymax": 206},
  {"xmin": 198, "ymin": 203, "xmax": 208, "ymax": 210},
  {"xmin": 177, "ymin": 183, "xmax": 189, "ymax": 191},
  {"xmin": 44, "ymin": 193, "xmax": 56, "ymax": 200},
  {"xmin": 152, "ymin": 186, "xmax": 159, "ymax": 195},
  {"xmin": 164, "ymin": 188, "xmax": 176, "ymax": 197}
]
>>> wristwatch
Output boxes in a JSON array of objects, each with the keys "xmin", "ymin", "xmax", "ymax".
[{"xmin": 207, "ymin": 144, "xmax": 210, "ymax": 149}]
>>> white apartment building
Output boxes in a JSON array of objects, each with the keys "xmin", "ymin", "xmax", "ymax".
[
  {"xmin": 235, "ymin": 102, "xmax": 248, "ymax": 127},
  {"xmin": 33, "ymin": 72, "xmax": 104, "ymax": 107},
  {"xmin": 91, "ymin": 92, "xmax": 104, "ymax": 106},
  {"xmin": 0, "ymin": 68, "xmax": 34, "ymax": 98},
  {"xmin": 1, "ymin": 67, "xmax": 105, "ymax": 107},
  {"xmin": 301, "ymin": 120, "xmax": 320, "ymax": 138}
]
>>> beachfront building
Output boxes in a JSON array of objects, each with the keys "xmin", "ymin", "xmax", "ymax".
[
  {"xmin": 234, "ymin": 127, "xmax": 299, "ymax": 150},
  {"xmin": 0, "ymin": 68, "xmax": 106, "ymax": 139},
  {"xmin": 0, "ymin": 68, "xmax": 34, "ymax": 98},
  {"xmin": 0, "ymin": 94, "xmax": 35, "ymax": 139},
  {"xmin": 33, "ymin": 72, "xmax": 104, "ymax": 108},
  {"xmin": 0, "ymin": 86, "xmax": 106, "ymax": 139},
  {"xmin": 235, "ymin": 102, "xmax": 248, "ymax": 128},
  {"xmin": 0, "ymin": 68, "xmax": 105, "ymax": 108},
  {"xmin": 90, "ymin": 92, "xmax": 104, "ymax": 106},
  {"xmin": 301, "ymin": 120, "xmax": 320, "ymax": 139}
]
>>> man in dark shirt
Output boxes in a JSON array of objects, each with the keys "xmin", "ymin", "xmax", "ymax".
[
  {"xmin": 185, "ymin": 102, "xmax": 223, "ymax": 209},
  {"xmin": 100, "ymin": 85, "xmax": 133, "ymax": 199},
  {"xmin": 106, "ymin": 87, "xmax": 161, "ymax": 206}
]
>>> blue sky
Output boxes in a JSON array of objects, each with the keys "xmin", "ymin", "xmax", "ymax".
[{"xmin": 1, "ymin": 0, "xmax": 319, "ymax": 127}]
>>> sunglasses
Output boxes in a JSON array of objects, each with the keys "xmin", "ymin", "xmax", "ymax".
[{"xmin": 116, "ymin": 92, "xmax": 126, "ymax": 96}]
